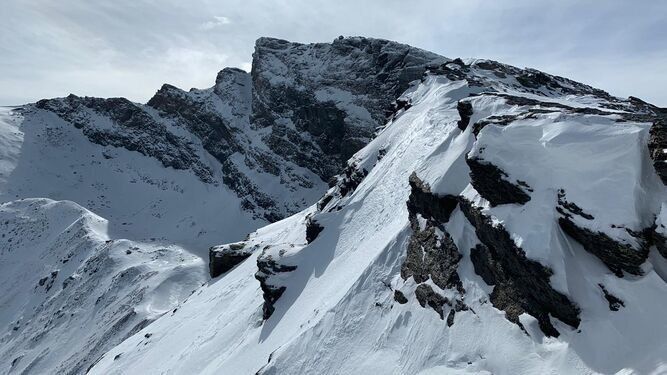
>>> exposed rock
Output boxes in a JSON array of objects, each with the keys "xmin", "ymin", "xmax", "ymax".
[
  {"xmin": 460, "ymin": 198, "xmax": 580, "ymax": 337},
  {"xmin": 401, "ymin": 173, "xmax": 464, "ymax": 319},
  {"xmin": 598, "ymin": 284, "xmax": 625, "ymax": 311},
  {"xmin": 415, "ymin": 284, "xmax": 449, "ymax": 319},
  {"xmin": 209, "ymin": 242, "xmax": 252, "ymax": 278},
  {"xmin": 393, "ymin": 290, "xmax": 408, "ymax": 304},
  {"xmin": 406, "ymin": 173, "xmax": 458, "ymax": 224},
  {"xmin": 556, "ymin": 189, "xmax": 594, "ymax": 220},
  {"xmin": 446, "ymin": 299, "xmax": 470, "ymax": 327},
  {"xmin": 466, "ymin": 157, "xmax": 531, "ymax": 206},
  {"xmin": 647, "ymin": 110, "xmax": 667, "ymax": 184},
  {"xmin": 251, "ymin": 37, "xmax": 445, "ymax": 180},
  {"xmin": 456, "ymin": 100, "xmax": 474, "ymax": 130},
  {"xmin": 401, "ymin": 220, "xmax": 463, "ymax": 293},
  {"xmin": 305, "ymin": 218, "xmax": 324, "ymax": 243},
  {"xmin": 35, "ymin": 96, "xmax": 215, "ymax": 183},
  {"xmin": 386, "ymin": 98, "xmax": 412, "ymax": 122},
  {"xmin": 338, "ymin": 163, "xmax": 368, "ymax": 197},
  {"xmin": 255, "ymin": 255, "xmax": 297, "ymax": 320},
  {"xmin": 653, "ymin": 228, "xmax": 667, "ymax": 258},
  {"xmin": 558, "ymin": 216, "xmax": 649, "ymax": 276}
]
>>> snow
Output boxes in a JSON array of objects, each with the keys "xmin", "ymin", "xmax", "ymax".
[
  {"xmin": 3, "ymin": 40, "xmax": 667, "ymax": 375},
  {"xmin": 0, "ymin": 198, "xmax": 206, "ymax": 374},
  {"xmin": 90, "ymin": 63, "xmax": 667, "ymax": 374}
]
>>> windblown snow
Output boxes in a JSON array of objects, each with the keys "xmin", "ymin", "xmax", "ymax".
[
  {"xmin": 91, "ymin": 59, "xmax": 666, "ymax": 374},
  {"xmin": 1, "ymin": 37, "xmax": 667, "ymax": 375}
]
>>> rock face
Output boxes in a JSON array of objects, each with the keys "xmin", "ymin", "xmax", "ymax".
[
  {"xmin": 251, "ymin": 37, "xmax": 446, "ymax": 179},
  {"xmin": 255, "ymin": 254, "xmax": 297, "ymax": 320},
  {"xmin": 459, "ymin": 199, "xmax": 581, "ymax": 337},
  {"xmin": 11, "ymin": 37, "xmax": 667, "ymax": 375},
  {"xmin": 209, "ymin": 242, "xmax": 253, "ymax": 278},
  {"xmin": 466, "ymin": 157, "xmax": 532, "ymax": 206},
  {"xmin": 557, "ymin": 216, "xmax": 649, "ymax": 276},
  {"xmin": 26, "ymin": 37, "xmax": 445, "ymax": 224},
  {"xmin": 648, "ymin": 109, "xmax": 667, "ymax": 184}
]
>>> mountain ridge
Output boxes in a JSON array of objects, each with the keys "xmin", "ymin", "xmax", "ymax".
[{"xmin": 1, "ymin": 36, "xmax": 666, "ymax": 375}]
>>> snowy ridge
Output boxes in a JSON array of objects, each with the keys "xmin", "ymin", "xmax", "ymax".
[
  {"xmin": 90, "ymin": 58, "xmax": 667, "ymax": 374},
  {"xmin": 2, "ymin": 37, "xmax": 667, "ymax": 375}
]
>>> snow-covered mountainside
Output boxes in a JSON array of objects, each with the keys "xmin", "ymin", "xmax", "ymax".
[
  {"xmin": 90, "ymin": 57, "xmax": 667, "ymax": 374},
  {"xmin": 3, "ymin": 36, "xmax": 667, "ymax": 375},
  {"xmin": 0, "ymin": 37, "xmax": 446, "ymax": 375},
  {"xmin": 0, "ymin": 199, "xmax": 206, "ymax": 374}
]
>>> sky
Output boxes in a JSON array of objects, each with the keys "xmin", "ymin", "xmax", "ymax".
[{"xmin": 2, "ymin": 0, "xmax": 666, "ymax": 106}]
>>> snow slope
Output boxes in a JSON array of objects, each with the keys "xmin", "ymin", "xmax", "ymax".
[
  {"xmin": 0, "ymin": 37, "xmax": 445, "ymax": 375},
  {"xmin": 0, "ymin": 198, "xmax": 206, "ymax": 374},
  {"xmin": 90, "ymin": 59, "xmax": 667, "ymax": 374}
]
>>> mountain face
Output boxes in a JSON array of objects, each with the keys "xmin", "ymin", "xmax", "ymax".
[
  {"xmin": 91, "ymin": 57, "xmax": 667, "ymax": 375},
  {"xmin": 0, "ymin": 37, "xmax": 444, "ymax": 374},
  {"xmin": 1, "ymin": 37, "xmax": 667, "ymax": 375}
]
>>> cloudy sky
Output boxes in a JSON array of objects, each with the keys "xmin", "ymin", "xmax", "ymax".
[{"xmin": 2, "ymin": 0, "xmax": 666, "ymax": 106}]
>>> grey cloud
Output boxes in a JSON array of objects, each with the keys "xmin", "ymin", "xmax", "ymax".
[{"xmin": 1, "ymin": 0, "xmax": 665, "ymax": 106}]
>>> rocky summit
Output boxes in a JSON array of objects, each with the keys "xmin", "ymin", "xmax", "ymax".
[{"xmin": 1, "ymin": 37, "xmax": 666, "ymax": 375}]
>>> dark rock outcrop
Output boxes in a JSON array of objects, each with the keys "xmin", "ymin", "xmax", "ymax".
[
  {"xmin": 209, "ymin": 242, "xmax": 252, "ymax": 278},
  {"xmin": 402, "ymin": 174, "xmax": 463, "ymax": 293},
  {"xmin": 460, "ymin": 198, "xmax": 580, "ymax": 337},
  {"xmin": 558, "ymin": 216, "xmax": 649, "ymax": 277},
  {"xmin": 415, "ymin": 284, "xmax": 449, "ymax": 320},
  {"xmin": 400, "ymin": 173, "xmax": 464, "ymax": 321},
  {"xmin": 456, "ymin": 101, "xmax": 474, "ymax": 130},
  {"xmin": 653, "ymin": 227, "xmax": 667, "ymax": 258},
  {"xmin": 393, "ymin": 290, "xmax": 408, "ymax": 304},
  {"xmin": 446, "ymin": 300, "xmax": 470, "ymax": 327},
  {"xmin": 305, "ymin": 218, "xmax": 324, "ymax": 244},
  {"xmin": 556, "ymin": 190, "xmax": 594, "ymax": 220},
  {"xmin": 255, "ymin": 255, "xmax": 297, "ymax": 320},
  {"xmin": 35, "ymin": 95, "xmax": 215, "ymax": 183},
  {"xmin": 466, "ymin": 157, "xmax": 531, "ymax": 206},
  {"xmin": 406, "ymin": 173, "xmax": 458, "ymax": 224},
  {"xmin": 252, "ymin": 37, "xmax": 445, "ymax": 181},
  {"xmin": 648, "ymin": 110, "xmax": 667, "ymax": 184},
  {"xmin": 598, "ymin": 284, "xmax": 625, "ymax": 311}
]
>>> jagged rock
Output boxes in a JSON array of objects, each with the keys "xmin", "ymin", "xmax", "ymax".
[
  {"xmin": 598, "ymin": 284, "xmax": 625, "ymax": 311},
  {"xmin": 401, "ymin": 222, "xmax": 463, "ymax": 293},
  {"xmin": 401, "ymin": 173, "xmax": 464, "ymax": 321},
  {"xmin": 209, "ymin": 242, "xmax": 252, "ymax": 278},
  {"xmin": 386, "ymin": 98, "xmax": 412, "ymax": 122},
  {"xmin": 456, "ymin": 100, "xmax": 474, "ymax": 130},
  {"xmin": 251, "ymin": 37, "xmax": 445, "ymax": 180},
  {"xmin": 446, "ymin": 300, "xmax": 469, "ymax": 327},
  {"xmin": 393, "ymin": 290, "xmax": 408, "ymax": 304},
  {"xmin": 402, "ymin": 174, "xmax": 463, "ymax": 293},
  {"xmin": 406, "ymin": 173, "xmax": 458, "ymax": 223},
  {"xmin": 35, "ymin": 95, "xmax": 215, "ymax": 183},
  {"xmin": 556, "ymin": 189, "xmax": 594, "ymax": 220},
  {"xmin": 255, "ymin": 255, "xmax": 297, "ymax": 320},
  {"xmin": 653, "ymin": 228, "xmax": 667, "ymax": 258},
  {"xmin": 647, "ymin": 110, "xmax": 667, "ymax": 184},
  {"xmin": 338, "ymin": 163, "xmax": 368, "ymax": 197},
  {"xmin": 414, "ymin": 284, "xmax": 449, "ymax": 319},
  {"xmin": 558, "ymin": 216, "xmax": 649, "ymax": 276},
  {"xmin": 460, "ymin": 198, "xmax": 580, "ymax": 337},
  {"xmin": 466, "ymin": 157, "xmax": 531, "ymax": 206},
  {"xmin": 305, "ymin": 218, "xmax": 324, "ymax": 244}
]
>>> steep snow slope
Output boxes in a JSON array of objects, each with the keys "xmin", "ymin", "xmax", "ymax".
[
  {"xmin": 92, "ymin": 59, "xmax": 667, "ymax": 374},
  {"xmin": 0, "ymin": 198, "xmax": 206, "ymax": 374},
  {"xmin": 0, "ymin": 105, "xmax": 259, "ymax": 256},
  {"xmin": 0, "ymin": 36, "xmax": 446, "ymax": 375}
]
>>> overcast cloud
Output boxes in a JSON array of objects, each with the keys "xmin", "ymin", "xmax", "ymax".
[{"xmin": 2, "ymin": 0, "xmax": 666, "ymax": 106}]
